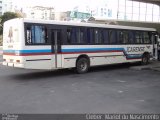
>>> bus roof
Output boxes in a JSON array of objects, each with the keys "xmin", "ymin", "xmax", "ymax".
[{"xmin": 8, "ymin": 18, "xmax": 157, "ymax": 32}]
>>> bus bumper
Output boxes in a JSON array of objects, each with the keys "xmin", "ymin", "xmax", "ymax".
[{"xmin": 3, "ymin": 62, "xmax": 24, "ymax": 68}]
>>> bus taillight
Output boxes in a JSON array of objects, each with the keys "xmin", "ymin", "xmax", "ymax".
[{"xmin": 16, "ymin": 60, "xmax": 20, "ymax": 63}]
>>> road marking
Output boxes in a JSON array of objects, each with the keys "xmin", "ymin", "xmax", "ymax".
[
  {"xmin": 117, "ymin": 80, "xmax": 126, "ymax": 83},
  {"xmin": 136, "ymin": 99, "xmax": 145, "ymax": 102},
  {"xmin": 118, "ymin": 90, "xmax": 124, "ymax": 93}
]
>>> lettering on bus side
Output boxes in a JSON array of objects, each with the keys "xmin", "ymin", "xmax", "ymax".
[{"xmin": 127, "ymin": 47, "xmax": 145, "ymax": 52}]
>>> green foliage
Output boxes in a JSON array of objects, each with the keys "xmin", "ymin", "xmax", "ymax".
[
  {"xmin": 0, "ymin": 35, "xmax": 2, "ymax": 46},
  {"xmin": 0, "ymin": 12, "xmax": 20, "ymax": 27},
  {"xmin": 0, "ymin": 12, "xmax": 21, "ymax": 44}
]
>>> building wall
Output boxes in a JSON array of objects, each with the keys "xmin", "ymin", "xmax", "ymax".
[
  {"xmin": 0, "ymin": 0, "xmax": 2, "ymax": 15},
  {"xmin": 26, "ymin": 6, "xmax": 54, "ymax": 20},
  {"xmin": 2, "ymin": 0, "xmax": 13, "ymax": 14}
]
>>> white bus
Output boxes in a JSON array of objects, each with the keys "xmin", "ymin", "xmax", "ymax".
[{"xmin": 2, "ymin": 18, "xmax": 158, "ymax": 73}]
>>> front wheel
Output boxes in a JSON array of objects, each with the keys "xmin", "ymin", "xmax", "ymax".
[
  {"xmin": 76, "ymin": 58, "xmax": 89, "ymax": 74},
  {"xmin": 141, "ymin": 54, "xmax": 149, "ymax": 65}
]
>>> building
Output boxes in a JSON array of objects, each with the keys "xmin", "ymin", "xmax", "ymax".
[
  {"xmin": 2, "ymin": 0, "xmax": 13, "ymax": 14},
  {"xmin": 0, "ymin": 0, "xmax": 2, "ymax": 15},
  {"xmin": 26, "ymin": 6, "xmax": 54, "ymax": 20},
  {"xmin": 70, "ymin": 3, "xmax": 114, "ymax": 20}
]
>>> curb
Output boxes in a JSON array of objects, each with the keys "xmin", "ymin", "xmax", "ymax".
[
  {"xmin": 130, "ymin": 62, "xmax": 160, "ymax": 71},
  {"xmin": 129, "ymin": 66, "xmax": 151, "ymax": 70},
  {"xmin": 150, "ymin": 67, "xmax": 160, "ymax": 72}
]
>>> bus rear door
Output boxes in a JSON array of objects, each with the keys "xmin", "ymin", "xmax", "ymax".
[{"xmin": 51, "ymin": 29, "xmax": 62, "ymax": 69}]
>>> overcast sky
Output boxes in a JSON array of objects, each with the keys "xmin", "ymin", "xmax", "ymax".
[
  {"xmin": 12, "ymin": 0, "xmax": 118, "ymax": 11},
  {"xmin": 12, "ymin": 0, "xmax": 92, "ymax": 10}
]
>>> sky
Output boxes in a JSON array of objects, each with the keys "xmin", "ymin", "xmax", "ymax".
[
  {"xmin": 12, "ymin": 0, "xmax": 95, "ymax": 11},
  {"xmin": 11, "ymin": 0, "xmax": 160, "ymax": 22},
  {"xmin": 12, "ymin": 0, "xmax": 118, "ymax": 12}
]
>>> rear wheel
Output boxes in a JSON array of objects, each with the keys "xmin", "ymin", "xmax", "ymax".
[
  {"xmin": 76, "ymin": 58, "xmax": 89, "ymax": 74},
  {"xmin": 141, "ymin": 54, "xmax": 149, "ymax": 65}
]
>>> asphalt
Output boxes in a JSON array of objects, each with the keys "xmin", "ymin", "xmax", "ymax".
[
  {"xmin": 129, "ymin": 60, "xmax": 160, "ymax": 72},
  {"xmin": 0, "ymin": 62, "xmax": 160, "ymax": 113},
  {"xmin": 0, "ymin": 55, "xmax": 2, "ymax": 64},
  {"xmin": 0, "ymin": 54, "xmax": 160, "ymax": 113}
]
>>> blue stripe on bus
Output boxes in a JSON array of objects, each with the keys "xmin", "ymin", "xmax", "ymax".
[
  {"xmin": 3, "ymin": 48, "xmax": 142, "ymax": 59},
  {"xmin": 61, "ymin": 48, "xmax": 123, "ymax": 52},
  {"xmin": 3, "ymin": 49, "xmax": 51, "ymax": 53},
  {"xmin": 62, "ymin": 48, "xmax": 142, "ymax": 59}
]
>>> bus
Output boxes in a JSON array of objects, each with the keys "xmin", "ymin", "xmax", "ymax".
[{"xmin": 2, "ymin": 18, "xmax": 158, "ymax": 73}]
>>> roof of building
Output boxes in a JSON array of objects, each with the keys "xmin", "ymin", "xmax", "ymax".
[{"xmin": 132, "ymin": 0, "xmax": 160, "ymax": 5}]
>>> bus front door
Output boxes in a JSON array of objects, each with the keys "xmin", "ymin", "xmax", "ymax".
[
  {"xmin": 152, "ymin": 34, "xmax": 158, "ymax": 60},
  {"xmin": 51, "ymin": 29, "xmax": 62, "ymax": 68}
]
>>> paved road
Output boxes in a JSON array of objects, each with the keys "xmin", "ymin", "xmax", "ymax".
[
  {"xmin": 0, "ymin": 62, "xmax": 160, "ymax": 113},
  {"xmin": 0, "ymin": 55, "xmax": 2, "ymax": 63}
]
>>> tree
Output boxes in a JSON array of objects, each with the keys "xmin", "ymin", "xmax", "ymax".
[{"xmin": 0, "ymin": 12, "xmax": 21, "ymax": 34}]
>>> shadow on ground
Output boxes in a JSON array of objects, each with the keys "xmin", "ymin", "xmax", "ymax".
[{"xmin": 9, "ymin": 62, "xmax": 141, "ymax": 81}]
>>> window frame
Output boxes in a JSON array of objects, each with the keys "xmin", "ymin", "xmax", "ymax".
[
  {"xmin": 24, "ymin": 23, "xmax": 154, "ymax": 46},
  {"xmin": 117, "ymin": 30, "xmax": 130, "ymax": 44},
  {"xmin": 25, "ymin": 23, "xmax": 50, "ymax": 45}
]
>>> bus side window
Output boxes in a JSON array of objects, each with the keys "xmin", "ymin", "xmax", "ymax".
[
  {"xmin": 103, "ymin": 29, "xmax": 109, "ymax": 44},
  {"xmin": 123, "ymin": 31, "xmax": 129, "ymax": 44},
  {"xmin": 93, "ymin": 29, "xmax": 103, "ymax": 44},
  {"xmin": 99, "ymin": 29, "xmax": 103, "ymax": 44},
  {"xmin": 76, "ymin": 28, "xmax": 85, "ymax": 44},
  {"xmin": 135, "ymin": 32, "xmax": 143, "ymax": 44},
  {"xmin": 67, "ymin": 27, "xmax": 83, "ymax": 44},
  {"xmin": 143, "ymin": 32, "xmax": 150, "ymax": 44},
  {"xmin": 117, "ymin": 31, "xmax": 123, "ymax": 44},
  {"xmin": 26, "ymin": 25, "xmax": 49, "ymax": 44},
  {"xmin": 128, "ymin": 31, "xmax": 134, "ymax": 44},
  {"xmin": 86, "ymin": 28, "xmax": 93, "ymax": 44},
  {"xmin": 109, "ymin": 30, "xmax": 117, "ymax": 44},
  {"xmin": 94, "ymin": 29, "xmax": 99, "ymax": 44},
  {"xmin": 67, "ymin": 28, "xmax": 71, "ymax": 44},
  {"xmin": 26, "ymin": 26, "xmax": 31, "ymax": 44},
  {"xmin": 117, "ymin": 31, "xmax": 129, "ymax": 44}
]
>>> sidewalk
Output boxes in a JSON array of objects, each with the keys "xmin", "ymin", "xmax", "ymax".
[{"xmin": 130, "ymin": 60, "xmax": 160, "ymax": 72}]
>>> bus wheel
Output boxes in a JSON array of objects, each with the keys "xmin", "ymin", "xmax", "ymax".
[
  {"xmin": 76, "ymin": 58, "xmax": 89, "ymax": 74},
  {"xmin": 141, "ymin": 54, "xmax": 149, "ymax": 65}
]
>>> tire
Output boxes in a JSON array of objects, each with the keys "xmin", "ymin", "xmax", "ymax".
[
  {"xmin": 141, "ymin": 54, "xmax": 149, "ymax": 65},
  {"xmin": 158, "ymin": 51, "xmax": 160, "ymax": 61},
  {"xmin": 76, "ymin": 57, "xmax": 89, "ymax": 74}
]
